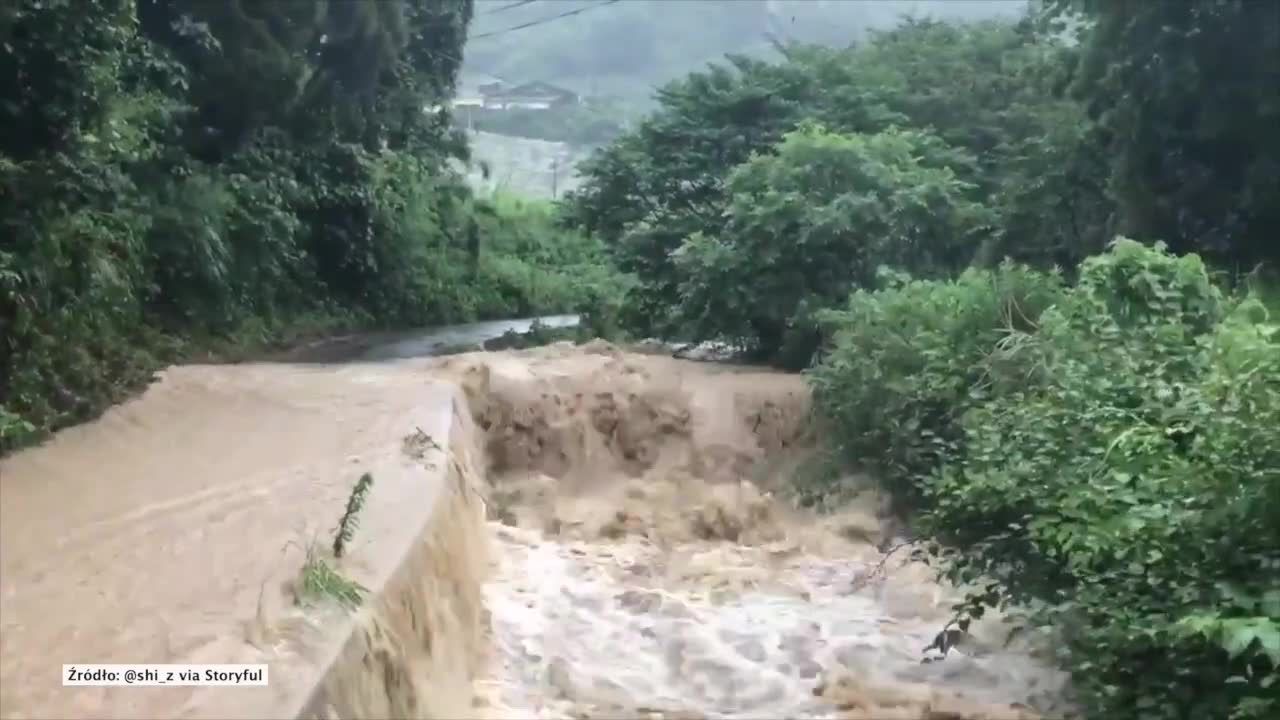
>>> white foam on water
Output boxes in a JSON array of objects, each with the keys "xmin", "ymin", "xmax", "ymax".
[{"xmin": 482, "ymin": 524, "xmax": 1070, "ymax": 720}]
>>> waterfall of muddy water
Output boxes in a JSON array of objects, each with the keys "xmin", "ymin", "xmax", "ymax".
[
  {"xmin": 0, "ymin": 330, "xmax": 1073, "ymax": 720},
  {"xmin": 437, "ymin": 342, "xmax": 1075, "ymax": 720}
]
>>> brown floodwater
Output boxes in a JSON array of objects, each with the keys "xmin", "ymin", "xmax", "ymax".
[{"xmin": 1, "ymin": 329, "xmax": 1073, "ymax": 720}]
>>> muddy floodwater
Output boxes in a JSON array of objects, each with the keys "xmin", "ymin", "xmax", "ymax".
[
  {"xmin": 0, "ymin": 321, "xmax": 1074, "ymax": 720},
  {"xmin": 438, "ymin": 345, "xmax": 1074, "ymax": 719}
]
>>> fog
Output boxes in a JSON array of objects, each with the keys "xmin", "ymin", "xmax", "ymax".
[{"xmin": 462, "ymin": 0, "xmax": 1028, "ymax": 108}]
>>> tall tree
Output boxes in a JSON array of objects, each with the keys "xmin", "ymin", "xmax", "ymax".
[
  {"xmin": 1063, "ymin": 0, "xmax": 1280, "ymax": 270},
  {"xmin": 0, "ymin": 0, "xmax": 140, "ymax": 158},
  {"xmin": 136, "ymin": 0, "xmax": 473, "ymax": 156}
]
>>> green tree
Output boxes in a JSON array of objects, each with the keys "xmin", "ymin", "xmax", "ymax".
[
  {"xmin": 2, "ymin": 0, "xmax": 619, "ymax": 453},
  {"xmin": 566, "ymin": 14, "xmax": 1106, "ymax": 340},
  {"xmin": 1062, "ymin": 0, "xmax": 1280, "ymax": 270},
  {"xmin": 0, "ymin": 0, "xmax": 141, "ymax": 159},
  {"xmin": 565, "ymin": 46, "xmax": 903, "ymax": 336},
  {"xmin": 673, "ymin": 124, "xmax": 991, "ymax": 364}
]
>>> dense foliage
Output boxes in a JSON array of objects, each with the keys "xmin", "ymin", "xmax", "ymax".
[
  {"xmin": 1062, "ymin": 0, "xmax": 1280, "ymax": 272},
  {"xmin": 813, "ymin": 241, "xmax": 1279, "ymax": 719},
  {"xmin": 564, "ymin": 16, "xmax": 1113, "ymax": 355},
  {"xmin": 673, "ymin": 123, "xmax": 992, "ymax": 364},
  {"xmin": 566, "ymin": 2, "xmax": 1278, "ymax": 362},
  {"xmin": 564, "ymin": 2, "xmax": 1280, "ymax": 719},
  {"xmin": 810, "ymin": 262, "xmax": 1066, "ymax": 510},
  {"xmin": 0, "ymin": 0, "xmax": 615, "ymax": 452}
]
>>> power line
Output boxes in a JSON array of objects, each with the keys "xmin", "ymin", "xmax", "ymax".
[
  {"xmin": 469, "ymin": 0, "xmax": 621, "ymax": 41},
  {"xmin": 479, "ymin": 0, "xmax": 540, "ymax": 16}
]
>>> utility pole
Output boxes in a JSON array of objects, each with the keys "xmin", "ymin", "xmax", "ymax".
[{"xmin": 551, "ymin": 156, "xmax": 559, "ymax": 199}]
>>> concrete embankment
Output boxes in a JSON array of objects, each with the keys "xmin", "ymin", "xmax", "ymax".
[
  {"xmin": 299, "ymin": 388, "xmax": 491, "ymax": 720},
  {"xmin": 0, "ymin": 361, "xmax": 494, "ymax": 719}
]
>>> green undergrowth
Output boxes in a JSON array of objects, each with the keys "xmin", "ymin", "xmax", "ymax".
[
  {"xmin": 811, "ymin": 240, "xmax": 1280, "ymax": 719},
  {"xmin": 0, "ymin": 186, "xmax": 620, "ymax": 456}
]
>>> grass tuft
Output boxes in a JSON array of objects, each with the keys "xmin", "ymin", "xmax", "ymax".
[
  {"xmin": 291, "ymin": 470, "xmax": 377, "ymax": 610},
  {"xmin": 298, "ymin": 544, "xmax": 366, "ymax": 609}
]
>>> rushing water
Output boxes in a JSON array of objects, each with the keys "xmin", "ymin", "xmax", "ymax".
[
  {"xmin": 446, "ymin": 348, "xmax": 1075, "ymax": 720},
  {"xmin": 0, "ymin": 315, "xmax": 578, "ymax": 720},
  {"xmin": 479, "ymin": 524, "xmax": 1070, "ymax": 720},
  {"xmin": 1, "ymin": 319, "xmax": 1072, "ymax": 720}
]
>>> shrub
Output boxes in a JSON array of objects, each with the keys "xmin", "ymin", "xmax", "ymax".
[
  {"xmin": 816, "ymin": 240, "xmax": 1278, "ymax": 719},
  {"xmin": 673, "ymin": 124, "xmax": 994, "ymax": 366},
  {"xmin": 922, "ymin": 241, "xmax": 1276, "ymax": 719},
  {"xmin": 809, "ymin": 261, "xmax": 1065, "ymax": 507}
]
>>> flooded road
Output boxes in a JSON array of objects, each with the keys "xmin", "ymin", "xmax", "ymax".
[
  {"xmin": 1, "ymin": 321, "xmax": 1073, "ymax": 719},
  {"xmin": 0, "ymin": 317, "xmax": 570, "ymax": 719}
]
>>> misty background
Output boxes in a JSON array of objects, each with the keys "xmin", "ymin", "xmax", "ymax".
[
  {"xmin": 462, "ymin": 0, "xmax": 1027, "ymax": 109},
  {"xmin": 460, "ymin": 0, "xmax": 1030, "ymax": 197}
]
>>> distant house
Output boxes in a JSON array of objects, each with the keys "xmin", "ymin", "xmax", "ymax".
[
  {"xmin": 481, "ymin": 81, "xmax": 579, "ymax": 111},
  {"xmin": 447, "ymin": 73, "xmax": 506, "ymax": 110}
]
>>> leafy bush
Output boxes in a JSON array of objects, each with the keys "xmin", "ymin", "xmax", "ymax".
[
  {"xmin": 672, "ymin": 123, "xmax": 994, "ymax": 365},
  {"xmin": 810, "ymin": 262, "xmax": 1065, "ymax": 507},
  {"xmin": 562, "ymin": 15, "xmax": 1112, "ymax": 351},
  {"xmin": 815, "ymin": 240, "xmax": 1280, "ymax": 719},
  {"xmin": 469, "ymin": 193, "xmax": 621, "ymax": 322},
  {"xmin": 925, "ymin": 241, "xmax": 1276, "ymax": 719},
  {"xmin": 0, "ymin": 405, "xmax": 35, "ymax": 448}
]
